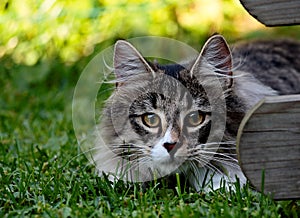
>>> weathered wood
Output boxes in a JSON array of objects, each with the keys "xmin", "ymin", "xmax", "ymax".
[
  {"xmin": 240, "ymin": 0, "xmax": 300, "ymax": 26},
  {"xmin": 237, "ymin": 94, "xmax": 300, "ymax": 199}
]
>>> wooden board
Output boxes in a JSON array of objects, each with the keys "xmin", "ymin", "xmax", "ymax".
[
  {"xmin": 240, "ymin": 0, "xmax": 300, "ymax": 26},
  {"xmin": 237, "ymin": 94, "xmax": 300, "ymax": 199}
]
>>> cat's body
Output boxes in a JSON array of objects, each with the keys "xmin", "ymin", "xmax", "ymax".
[
  {"xmin": 233, "ymin": 39, "xmax": 300, "ymax": 95},
  {"xmin": 93, "ymin": 35, "xmax": 300, "ymax": 192}
]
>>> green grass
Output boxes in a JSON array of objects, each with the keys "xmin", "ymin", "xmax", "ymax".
[{"xmin": 1, "ymin": 55, "xmax": 300, "ymax": 218}]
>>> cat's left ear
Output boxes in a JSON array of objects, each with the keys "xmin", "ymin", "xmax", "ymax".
[
  {"xmin": 191, "ymin": 35, "xmax": 233, "ymax": 88},
  {"xmin": 113, "ymin": 40, "xmax": 155, "ymax": 86}
]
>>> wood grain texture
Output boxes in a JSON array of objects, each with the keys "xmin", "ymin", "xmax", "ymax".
[
  {"xmin": 237, "ymin": 94, "xmax": 300, "ymax": 199},
  {"xmin": 240, "ymin": 0, "xmax": 300, "ymax": 26}
]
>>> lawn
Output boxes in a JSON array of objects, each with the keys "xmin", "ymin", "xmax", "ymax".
[{"xmin": 1, "ymin": 53, "xmax": 300, "ymax": 218}]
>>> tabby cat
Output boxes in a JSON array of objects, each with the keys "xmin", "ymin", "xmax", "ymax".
[{"xmin": 93, "ymin": 35, "xmax": 300, "ymax": 191}]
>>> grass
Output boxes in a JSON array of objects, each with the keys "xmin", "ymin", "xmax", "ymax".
[{"xmin": 1, "ymin": 55, "xmax": 300, "ymax": 218}]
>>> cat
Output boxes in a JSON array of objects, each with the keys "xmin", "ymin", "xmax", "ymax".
[{"xmin": 92, "ymin": 34, "xmax": 300, "ymax": 192}]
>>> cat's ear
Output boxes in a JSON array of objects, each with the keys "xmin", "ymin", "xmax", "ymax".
[
  {"xmin": 191, "ymin": 35, "xmax": 233, "ymax": 88},
  {"xmin": 113, "ymin": 40, "xmax": 155, "ymax": 86}
]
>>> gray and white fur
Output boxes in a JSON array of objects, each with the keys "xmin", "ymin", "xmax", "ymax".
[{"xmin": 93, "ymin": 35, "xmax": 300, "ymax": 192}]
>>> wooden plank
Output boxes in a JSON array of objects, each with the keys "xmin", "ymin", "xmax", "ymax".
[
  {"xmin": 237, "ymin": 94, "xmax": 300, "ymax": 199},
  {"xmin": 240, "ymin": 0, "xmax": 300, "ymax": 26},
  {"xmin": 240, "ymin": 159, "xmax": 300, "ymax": 171},
  {"xmin": 243, "ymin": 114, "xmax": 300, "ymax": 131}
]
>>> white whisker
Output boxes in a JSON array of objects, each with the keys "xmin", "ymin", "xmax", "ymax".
[
  {"xmin": 199, "ymin": 150, "xmax": 238, "ymax": 161},
  {"xmin": 199, "ymin": 154, "xmax": 240, "ymax": 170}
]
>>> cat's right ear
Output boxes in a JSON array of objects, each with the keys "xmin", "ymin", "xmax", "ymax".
[
  {"xmin": 113, "ymin": 40, "xmax": 155, "ymax": 86},
  {"xmin": 191, "ymin": 35, "xmax": 233, "ymax": 88}
]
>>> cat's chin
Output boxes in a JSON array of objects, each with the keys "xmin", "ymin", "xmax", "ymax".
[
  {"xmin": 151, "ymin": 144, "xmax": 187, "ymax": 175},
  {"xmin": 152, "ymin": 158, "xmax": 184, "ymax": 176}
]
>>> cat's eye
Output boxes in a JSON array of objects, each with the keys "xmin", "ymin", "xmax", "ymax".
[
  {"xmin": 141, "ymin": 113, "xmax": 161, "ymax": 128},
  {"xmin": 185, "ymin": 111, "xmax": 205, "ymax": 127}
]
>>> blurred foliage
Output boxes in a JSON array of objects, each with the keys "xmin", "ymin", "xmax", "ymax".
[
  {"xmin": 0, "ymin": 0, "xmax": 289, "ymax": 65},
  {"xmin": 1, "ymin": 0, "xmax": 300, "ymax": 86}
]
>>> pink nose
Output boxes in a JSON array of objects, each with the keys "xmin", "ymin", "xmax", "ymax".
[{"xmin": 163, "ymin": 142, "xmax": 176, "ymax": 153}]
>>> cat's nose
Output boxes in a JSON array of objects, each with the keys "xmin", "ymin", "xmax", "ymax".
[{"xmin": 163, "ymin": 142, "xmax": 177, "ymax": 153}]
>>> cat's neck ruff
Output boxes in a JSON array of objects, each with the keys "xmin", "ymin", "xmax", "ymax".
[{"xmin": 233, "ymin": 70, "xmax": 278, "ymax": 110}]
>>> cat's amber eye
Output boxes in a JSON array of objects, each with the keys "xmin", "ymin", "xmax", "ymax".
[
  {"xmin": 186, "ymin": 111, "xmax": 205, "ymax": 127},
  {"xmin": 141, "ymin": 113, "xmax": 161, "ymax": 128}
]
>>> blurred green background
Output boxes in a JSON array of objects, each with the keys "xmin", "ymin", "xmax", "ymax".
[{"xmin": 2, "ymin": 0, "xmax": 300, "ymax": 66}]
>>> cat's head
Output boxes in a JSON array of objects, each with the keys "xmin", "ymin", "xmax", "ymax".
[{"xmin": 98, "ymin": 35, "xmax": 237, "ymax": 181}]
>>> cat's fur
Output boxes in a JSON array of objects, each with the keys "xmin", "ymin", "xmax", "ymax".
[{"xmin": 93, "ymin": 35, "xmax": 300, "ymax": 191}]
